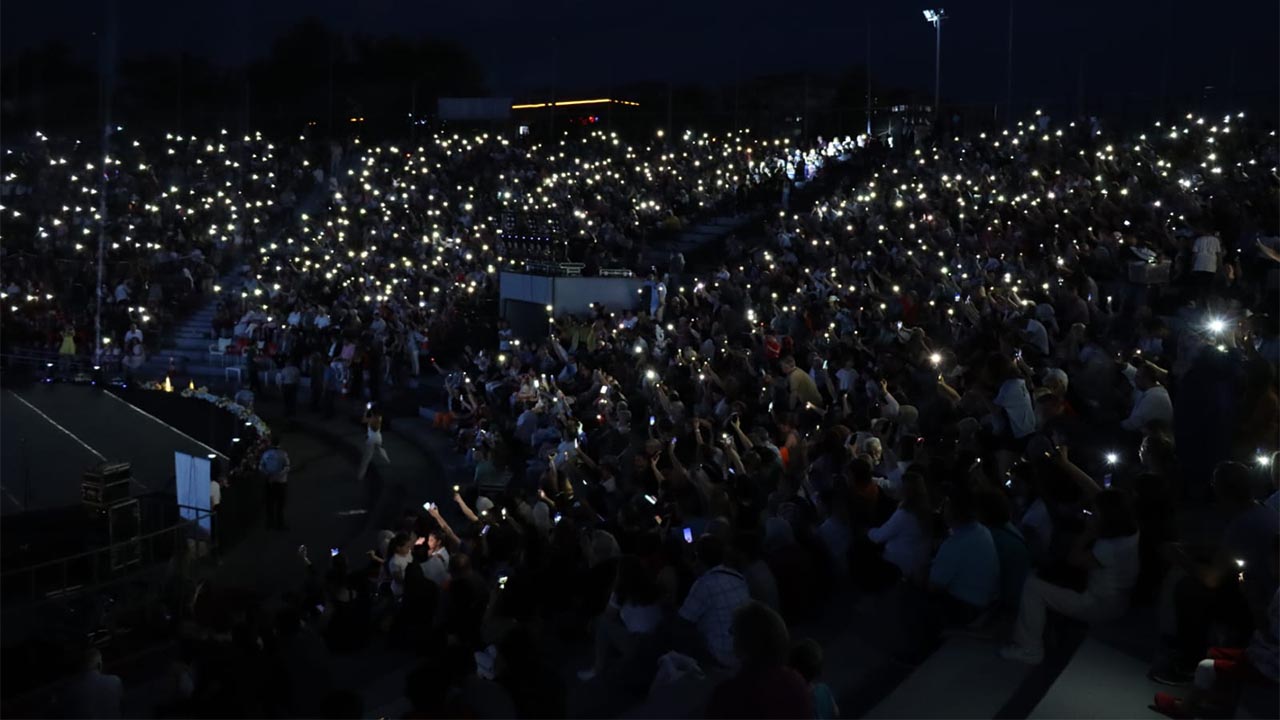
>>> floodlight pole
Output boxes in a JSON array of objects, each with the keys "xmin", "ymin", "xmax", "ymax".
[
  {"xmin": 96, "ymin": 0, "xmax": 119, "ymax": 364},
  {"xmin": 931, "ymin": 12, "xmax": 944, "ymax": 118}
]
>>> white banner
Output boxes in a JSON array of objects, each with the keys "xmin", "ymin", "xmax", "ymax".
[{"xmin": 174, "ymin": 451, "xmax": 212, "ymax": 535}]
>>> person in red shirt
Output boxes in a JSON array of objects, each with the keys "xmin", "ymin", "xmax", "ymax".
[{"xmin": 706, "ymin": 601, "xmax": 814, "ymax": 719}]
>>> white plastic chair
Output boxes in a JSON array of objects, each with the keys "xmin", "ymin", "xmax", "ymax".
[{"xmin": 209, "ymin": 338, "xmax": 233, "ymax": 366}]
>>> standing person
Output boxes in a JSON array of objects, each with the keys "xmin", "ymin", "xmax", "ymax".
[
  {"xmin": 357, "ymin": 405, "xmax": 390, "ymax": 482},
  {"xmin": 322, "ymin": 360, "xmax": 343, "ymax": 419},
  {"xmin": 407, "ymin": 325, "xmax": 425, "ymax": 377},
  {"xmin": 307, "ymin": 351, "xmax": 324, "ymax": 413},
  {"xmin": 210, "ymin": 470, "xmax": 224, "ymax": 551},
  {"xmin": 58, "ymin": 325, "xmax": 77, "ymax": 373},
  {"xmin": 280, "ymin": 358, "xmax": 301, "ymax": 417},
  {"xmin": 259, "ymin": 438, "xmax": 291, "ymax": 530},
  {"xmin": 1191, "ymin": 232, "xmax": 1223, "ymax": 289}
]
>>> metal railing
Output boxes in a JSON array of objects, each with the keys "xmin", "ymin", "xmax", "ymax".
[{"xmin": 0, "ymin": 508, "xmax": 215, "ymax": 609}]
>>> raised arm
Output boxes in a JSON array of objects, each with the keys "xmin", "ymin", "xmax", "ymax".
[
  {"xmin": 453, "ymin": 490, "xmax": 480, "ymax": 524},
  {"xmin": 1052, "ymin": 446, "xmax": 1101, "ymax": 500}
]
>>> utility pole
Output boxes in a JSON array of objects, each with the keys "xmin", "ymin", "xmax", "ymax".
[
  {"xmin": 95, "ymin": 0, "xmax": 118, "ymax": 364},
  {"xmin": 923, "ymin": 10, "xmax": 948, "ymax": 120},
  {"xmin": 1006, "ymin": 0, "xmax": 1014, "ymax": 124},
  {"xmin": 865, "ymin": 20, "xmax": 872, "ymax": 136}
]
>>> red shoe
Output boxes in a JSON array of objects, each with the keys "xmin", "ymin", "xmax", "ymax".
[{"xmin": 1150, "ymin": 691, "xmax": 1192, "ymax": 719}]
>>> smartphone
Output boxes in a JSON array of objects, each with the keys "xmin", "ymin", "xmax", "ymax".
[
  {"xmin": 649, "ymin": 416, "xmax": 656, "ymax": 427},
  {"xmin": 453, "ymin": 484, "xmax": 460, "ymax": 493},
  {"xmin": 644, "ymin": 494, "xmax": 658, "ymax": 505},
  {"xmin": 823, "ymin": 359, "xmax": 829, "ymax": 370},
  {"xmin": 683, "ymin": 527, "xmax": 694, "ymax": 543},
  {"xmin": 423, "ymin": 501, "xmax": 436, "ymax": 511},
  {"xmin": 481, "ymin": 525, "xmax": 491, "ymax": 536},
  {"xmin": 498, "ymin": 575, "xmax": 508, "ymax": 589},
  {"xmin": 329, "ymin": 547, "xmax": 340, "ymax": 557},
  {"xmin": 553, "ymin": 513, "xmax": 562, "ymax": 525}
]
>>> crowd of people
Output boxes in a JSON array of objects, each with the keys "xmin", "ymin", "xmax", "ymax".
[
  {"xmin": 19, "ymin": 110, "xmax": 1280, "ymax": 719},
  {"xmin": 0, "ymin": 123, "xmax": 857, "ymax": 389},
  {"xmin": 0, "ymin": 129, "xmax": 322, "ymax": 367}
]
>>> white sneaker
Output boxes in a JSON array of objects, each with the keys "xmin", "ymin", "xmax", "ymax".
[{"xmin": 999, "ymin": 644, "xmax": 1044, "ymax": 665}]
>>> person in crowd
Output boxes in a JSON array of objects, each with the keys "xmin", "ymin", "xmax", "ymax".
[
  {"xmin": 259, "ymin": 437, "xmax": 291, "ymax": 530},
  {"xmin": 1001, "ymin": 487, "xmax": 1140, "ymax": 664},
  {"xmin": 1150, "ymin": 538, "xmax": 1279, "ymax": 719},
  {"xmin": 866, "ymin": 472, "xmax": 933, "ymax": 584},
  {"xmin": 705, "ymin": 601, "xmax": 814, "ymax": 719},
  {"xmin": 7, "ymin": 111, "xmax": 1276, "ymax": 720},
  {"xmin": 1152, "ymin": 462, "xmax": 1280, "ymax": 683},
  {"xmin": 357, "ymin": 404, "xmax": 391, "ymax": 482},
  {"xmin": 579, "ymin": 555, "xmax": 664, "ymax": 681},
  {"xmin": 53, "ymin": 648, "xmax": 123, "ymax": 719},
  {"xmin": 929, "ymin": 486, "xmax": 1000, "ymax": 626},
  {"xmin": 678, "ymin": 534, "xmax": 752, "ymax": 669},
  {"xmin": 280, "ymin": 357, "xmax": 301, "ymax": 416},
  {"xmin": 789, "ymin": 638, "xmax": 840, "ymax": 720},
  {"xmin": 1121, "ymin": 361, "xmax": 1175, "ymax": 433}
]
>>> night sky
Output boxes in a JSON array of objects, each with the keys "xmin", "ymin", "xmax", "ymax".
[{"xmin": 3, "ymin": 0, "xmax": 1277, "ymax": 108}]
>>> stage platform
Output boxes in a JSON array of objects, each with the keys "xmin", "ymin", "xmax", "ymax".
[
  {"xmin": 1, "ymin": 379, "xmax": 262, "ymax": 580},
  {"xmin": 1, "ymin": 382, "xmax": 232, "ymax": 516}
]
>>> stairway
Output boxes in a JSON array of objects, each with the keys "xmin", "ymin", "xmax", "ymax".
[
  {"xmin": 639, "ymin": 213, "xmax": 753, "ymax": 273},
  {"xmin": 137, "ymin": 271, "xmax": 243, "ymax": 381},
  {"xmin": 137, "ymin": 303, "xmax": 222, "ymax": 380}
]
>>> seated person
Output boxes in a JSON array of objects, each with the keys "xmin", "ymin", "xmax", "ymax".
[{"xmin": 929, "ymin": 486, "xmax": 1000, "ymax": 625}]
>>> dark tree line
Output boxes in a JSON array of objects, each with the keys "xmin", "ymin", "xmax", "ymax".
[{"xmin": 1, "ymin": 19, "xmax": 488, "ymax": 140}]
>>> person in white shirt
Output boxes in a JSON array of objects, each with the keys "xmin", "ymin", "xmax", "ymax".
[
  {"xmin": 124, "ymin": 323, "xmax": 143, "ymax": 346},
  {"xmin": 1121, "ymin": 364, "xmax": 1174, "ymax": 433},
  {"xmin": 867, "ymin": 474, "xmax": 933, "ymax": 582},
  {"xmin": 1002, "ymin": 489, "xmax": 1140, "ymax": 665},
  {"xmin": 994, "ymin": 374, "xmax": 1037, "ymax": 440},
  {"xmin": 357, "ymin": 407, "xmax": 391, "ymax": 481},
  {"xmin": 420, "ymin": 530, "xmax": 450, "ymax": 586},
  {"xmin": 1192, "ymin": 234, "xmax": 1223, "ymax": 284}
]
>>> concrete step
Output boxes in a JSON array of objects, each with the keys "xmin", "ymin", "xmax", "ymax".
[
  {"xmin": 138, "ymin": 361, "xmax": 232, "ymax": 379},
  {"xmin": 171, "ymin": 339, "xmax": 211, "ymax": 352},
  {"xmin": 869, "ymin": 635, "xmax": 1033, "ymax": 718},
  {"xmin": 1028, "ymin": 636, "xmax": 1166, "ymax": 720}
]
